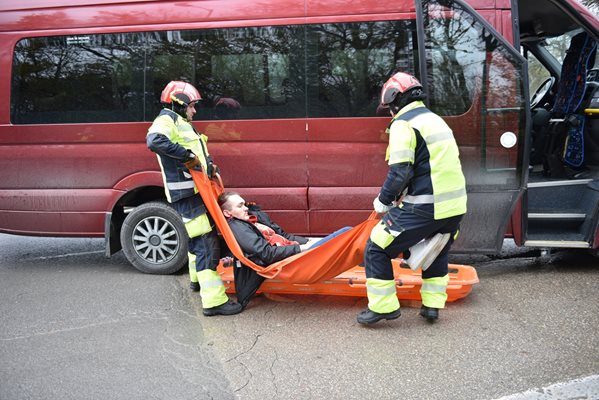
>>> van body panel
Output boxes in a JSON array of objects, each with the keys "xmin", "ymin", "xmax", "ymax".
[
  {"xmin": 0, "ymin": 209, "xmax": 106, "ymax": 236},
  {"xmin": 309, "ymin": 210, "xmax": 372, "ymax": 235},
  {"xmin": 305, "ymin": 0, "xmax": 415, "ymax": 16},
  {"xmin": 0, "ymin": 188, "xmax": 117, "ymax": 236},
  {"xmin": 0, "ymin": 1, "xmax": 306, "ymax": 32},
  {"xmin": 112, "ymin": 171, "xmax": 164, "ymax": 191}
]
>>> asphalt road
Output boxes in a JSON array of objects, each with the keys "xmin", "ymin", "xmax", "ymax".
[{"xmin": 1, "ymin": 234, "xmax": 598, "ymax": 400}]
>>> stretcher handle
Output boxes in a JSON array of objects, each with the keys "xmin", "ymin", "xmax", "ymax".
[{"xmin": 212, "ymin": 172, "xmax": 224, "ymax": 189}]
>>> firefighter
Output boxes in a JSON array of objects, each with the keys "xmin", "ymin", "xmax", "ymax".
[
  {"xmin": 357, "ymin": 72, "xmax": 467, "ymax": 325},
  {"xmin": 146, "ymin": 80, "xmax": 242, "ymax": 316}
]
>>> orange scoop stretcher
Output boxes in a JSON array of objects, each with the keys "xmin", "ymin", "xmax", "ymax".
[
  {"xmin": 191, "ymin": 169, "xmax": 478, "ymax": 302},
  {"xmin": 218, "ymin": 261, "xmax": 478, "ymax": 302}
]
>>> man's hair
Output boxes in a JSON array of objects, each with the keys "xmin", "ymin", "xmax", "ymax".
[{"xmin": 218, "ymin": 191, "xmax": 240, "ymax": 210}]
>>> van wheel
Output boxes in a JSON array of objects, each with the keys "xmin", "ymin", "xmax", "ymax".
[{"xmin": 120, "ymin": 201, "xmax": 188, "ymax": 274}]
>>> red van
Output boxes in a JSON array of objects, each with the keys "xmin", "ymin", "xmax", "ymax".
[{"xmin": 1, "ymin": 0, "xmax": 598, "ymax": 273}]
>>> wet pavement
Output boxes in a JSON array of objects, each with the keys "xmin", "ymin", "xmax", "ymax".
[{"xmin": 1, "ymin": 234, "xmax": 598, "ymax": 399}]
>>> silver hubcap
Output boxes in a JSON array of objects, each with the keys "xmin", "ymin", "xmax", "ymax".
[{"xmin": 132, "ymin": 216, "xmax": 180, "ymax": 264}]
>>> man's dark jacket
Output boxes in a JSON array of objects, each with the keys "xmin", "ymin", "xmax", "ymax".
[
  {"xmin": 228, "ymin": 218, "xmax": 301, "ymax": 267},
  {"xmin": 227, "ymin": 206, "xmax": 307, "ymax": 308},
  {"xmin": 247, "ymin": 206, "xmax": 308, "ymax": 246}
]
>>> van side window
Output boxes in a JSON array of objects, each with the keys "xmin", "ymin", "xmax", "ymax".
[
  {"xmin": 145, "ymin": 26, "xmax": 306, "ymax": 121},
  {"xmin": 11, "ymin": 20, "xmax": 418, "ymax": 124},
  {"xmin": 422, "ymin": 2, "xmax": 479, "ymax": 116},
  {"xmin": 308, "ymin": 20, "xmax": 417, "ymax": 118},
  {"xmin": 11, "ymin": 33, "xmax": 146, "ymax": 124}
]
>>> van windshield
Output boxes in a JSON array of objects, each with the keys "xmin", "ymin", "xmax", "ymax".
[
  {"xmin": 527, "ymin": 27, "xmax": 599, "ymax": 96},
  {"xmin": 543, "ymin": 28, "xmax": 598, "ymax": 67}
]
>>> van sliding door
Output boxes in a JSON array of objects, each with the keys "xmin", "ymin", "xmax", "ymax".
[{"xmin": 419, "ymin": 0, "xmax": 528, "ymax": 252}]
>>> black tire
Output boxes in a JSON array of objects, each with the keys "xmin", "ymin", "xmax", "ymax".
[{"xmin": 120, "ymin": 201, "xmax": 188, "ymax": 274}]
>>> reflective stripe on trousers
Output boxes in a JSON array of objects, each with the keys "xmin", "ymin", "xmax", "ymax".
[
  {"xmin": 366, "ymin": 278, "xmax": 399, "ymax": 313},
  {"xmin": 420, "ymin": 274, "xmax": 449, "ymax": 309},
  {"xmin": 184, "ymin": 214, "xmax": 213, "ymax": 284},
  {"xmin": 188, "ymin": 253, "xmax": 198, "ymax": 283},
  {"xmin": 197, "ymin": 269, "xmax": 228, "ymax": 309}
]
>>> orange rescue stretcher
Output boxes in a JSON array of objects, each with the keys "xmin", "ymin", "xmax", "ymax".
[
  {"xmin": 191, "ymin": 169, "xmax": 478, "ymax": 303},
  {"xmin": 218, "ymin": 261, "xmax": 478, "ymax": 302}
]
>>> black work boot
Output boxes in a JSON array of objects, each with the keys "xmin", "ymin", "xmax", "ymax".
[
  {"xmin": 189, "ymin": 281, "xmax": 200, "ymax": 292},
  {"xmin": 357, "ymin": 308, "xmax": 401, "ymax": 325},
  {"xmin": 419, "ymin": 305, "xmax": 439, "ymax": 323},
  {"xmin": 203, "ymin": 300, "xmax": 243, "ymax": 316}
]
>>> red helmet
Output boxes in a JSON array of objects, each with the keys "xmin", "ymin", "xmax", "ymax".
[
  {"xmin": 160, "ymin": 81, "xmax": 202, "ymax": 106},
  {"xmin": 380, "ymin": 72, "xmax": 422, "ymax": 106}
]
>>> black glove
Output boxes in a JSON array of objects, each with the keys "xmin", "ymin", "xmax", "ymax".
[{"xmin": 184, "ymin": 151, "xmax": 201, "ymax": 170}]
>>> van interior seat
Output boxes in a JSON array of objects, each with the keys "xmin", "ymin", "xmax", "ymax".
[{"xmin": 541, "ymin": 31, "xmax": 597, "ymax": 177}]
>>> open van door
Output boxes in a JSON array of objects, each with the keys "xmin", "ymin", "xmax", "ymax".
[
  {"xmin": 518, "ymin": 0, "xmax": 599, "ymax": 252},
  {"xmin": 418, "ymin": 0, "xmax": 528, "ymax": 253}
]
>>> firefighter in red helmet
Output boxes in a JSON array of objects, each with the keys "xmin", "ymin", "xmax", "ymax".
[
  {"xmin": 357, "ymin": 72, "xmax": 467, "ymax": 325},
  {"xmin": 147, "ymin": 80, "xmax": 242, "ymax": 316}
]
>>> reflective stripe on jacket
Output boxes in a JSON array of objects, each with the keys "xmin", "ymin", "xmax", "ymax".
[
  {"xmin": 146, "ymin": 109, "xmax": 210, "ymax": 203},
  {"xmin": 384, "ymin": 101, "xmax": 467, "ymax": 220}
]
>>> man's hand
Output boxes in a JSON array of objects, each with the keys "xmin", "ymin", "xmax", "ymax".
[
  {"xmin": 220, "ymin": 256, "xmax": 234, "ymax": 267},
  {"xmin": 207, "ymin": 163, "xmax": 220, "ymax": 178},
  {"xmin": 373, "ymin": 196, "xmax": 393, "ymax": 214},
  {"xmin": 299, "ymin": 243, "xmax": 312, "ymax": 252},
  {"xmin": 184, "ymin": 152, "xmax": 201, "ymax": 170},
  {"xmin": 305, "ymin": 238, "xmax": 321, "ymax": 247}
]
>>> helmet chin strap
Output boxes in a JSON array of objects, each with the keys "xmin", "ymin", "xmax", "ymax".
[
  {"xmin": 391, "ymin": 95, "xmax": 411, "ymax": 114},
  {"xmin": 170, "ymin": 102, "xmax": 189, "ymax": 121}
]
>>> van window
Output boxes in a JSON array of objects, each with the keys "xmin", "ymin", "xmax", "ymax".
[
  {"xmin": 11, "ymin": 19, "xmax": 418, "ymax": 124},
  {"xmin": 11, "ymin": 33, "xmax": 146, "ymax": 124},
  {"xmin": 543, "ymin": 30, "xmax": 582, "ymax": 64},
  {"xmin": 308, "ymin": 20, "xmax": 417, "ymax": 117},
  {"xmin": 526, "ymin": 51, "xmax": 552, "ymax": 97},
  {"xmin": 423, "ymin": 0, "xmax": 526, "ymax": 187},
  {"xmin": 145, "ymin": 26, "xmax": 306, "ymax": 121},
  {"xmin": 422, "ymin": 2, "xmax": 480, "ymax": 115}
]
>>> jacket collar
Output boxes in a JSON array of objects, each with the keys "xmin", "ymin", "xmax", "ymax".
[{"xmin": 393, "ymin": 100, "xmax": 425, "ymax": 121}]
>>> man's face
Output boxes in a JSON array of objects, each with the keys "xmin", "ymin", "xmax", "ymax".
[
  {"xmin": 222, "ymin": 194, "xmax": 249, "ymax": 221},
  {"xmin": 186, "ymin": 102, "xmax": 197, "ymax": 121}
]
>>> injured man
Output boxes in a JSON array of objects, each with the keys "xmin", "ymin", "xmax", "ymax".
[
  {"xmin": 218, "ymin": 191, "xmax": 316, "ymax": 266},
  {"xmin": 217, "ymin": 191, "xmax": 351, "ymax": 307}
]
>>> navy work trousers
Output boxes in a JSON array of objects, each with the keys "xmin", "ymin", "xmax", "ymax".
[{"xmin": 365, "ymin": 207, "xmax": 463, "ymax": 280}]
